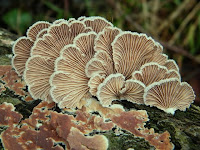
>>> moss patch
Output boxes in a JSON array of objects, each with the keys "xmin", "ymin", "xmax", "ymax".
[
  {"xmin": 0, "ymin": 55, "xmax": 11, "ymax": 65},
  {"xmin": 103, "ymin": 131, "xmax": 154, "ymax": 150},
  {"xmin": 0, "ymin": 96, "xmax": 21, "ymax": 106}
]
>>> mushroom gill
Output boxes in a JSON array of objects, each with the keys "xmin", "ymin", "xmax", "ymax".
[
  {"xmin": 132, "ymin": 62, "xmax": 180, "ymax": 86},
  {"xmin": 144, "ymin": 78, "xmax": 195, "ymax": 114},
  {"xmin": 50, "ymin": 32, "xmax": 97, "ymax": 108},
  {"xmin": 24, "ymin": 20, "xmax": 90, "ymax": 102},
  {"xmin": 12, "ymin": 21, "xmax": 51, "ymax": 76}
]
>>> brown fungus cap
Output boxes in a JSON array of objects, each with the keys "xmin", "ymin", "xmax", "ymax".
[
  {"xmin": 36, "ymin": 28, "xmax": 48, "ymax": 39},
  {"xmin": 31, "ymin": 20, "xmax": 89, "ymax": 59},
  {"xmin": 50, "ymin": 32, "xmax": 97, "ymax": 108},
  {"xmin": 12, "ymin": 21, "xmax": 51, "ymax": 76},
  {"xmin": 97, "ymin": 73, "xmax": 125, "ymax": 107},
  {"xmin": 112, "ymin": 32, "xmax": 160, "ymax": 79},
  {"xmin": 27, "ymin": 21, "xmax": 51, "ymax": 41},
  {"xmin": 83, "ymin": 16, "xmax": 113, "ymax": 33},
  {"xmin": 12, "ymin": 37, "xmax": 34, "ymax": 76},
  {"xmin": 24, "ymin": 56, "xmax": 55, "ymax": 102},
  {"xmin": 85, "ymin": 27, "xmax": 121, "ymax": 78},
  {"xmin": 164, "ymin": 59, "xmax": 179, "ymax": 72},
  {"xmin": 88, "ymin": 74, "xmax": 105, "ymax": 96},
  {"xmin": 86, "ymin": 50, "xmax": 115, "ymax": 78},
  {"xmin": 120, "ymin": 79, "xmax": 145, "ymax": 104},
  {"xmin": 144, "ymin": 78, "xmax": 195, "ymax": 114},
  {"xmin": 132, "ymin": 62, "xmax": 181, "ymax": 86},
  {"xmin": 25, "ymin": 20, "xmax": 91, "ymax": 103},
  {"xmin": 97, "ymin": 73, "xmax": 145, "ymax": 107},
  {"xmin": 94, "ymin": 26, "xmax": 121, "ymax": 57}
]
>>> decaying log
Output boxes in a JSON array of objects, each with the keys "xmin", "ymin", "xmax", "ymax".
[{"xmin": 0, "ymin": 28, "xmax": 200, "ymax": 150}]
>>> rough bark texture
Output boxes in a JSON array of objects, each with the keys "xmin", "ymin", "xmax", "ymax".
[{"xmin": 0, "ymin": 28, "xmax": 200, "ymax": 150}]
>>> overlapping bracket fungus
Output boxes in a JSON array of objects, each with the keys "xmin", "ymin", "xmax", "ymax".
[
  {"xmin": 12, "ymin": 16, "xmax": 195, "ymax": 113},
  {"xmin": 8, "ymin": 16, "xmax": 196, "ymax": 150}
]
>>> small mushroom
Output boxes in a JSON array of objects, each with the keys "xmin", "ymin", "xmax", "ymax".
[
  {"xmin": 83, "ymin": 16, "xmax": 113, "ymax": 33},
  {"xmin": 31, "ymin": 21, "xmax": 89, "ymax": 59},
  {"xmin": 144, "ymin": 53, "xmax": 168, "ymax": 66},
  {"xmin": 88, "ymin": 74, "xmax": 105, "ymax": 96},
  {"xmin": 120, "ymin": 79, "xmax": 145, "ymax": 104},
  {"xmin": 164, "ymin": 59, "xmax": 179, "ymax": 72},
  {"xmin": 94, "ymin": 26, "xmax": 121, "ymax": 57},
  {"xmin": 144, "ymin": 78, "xmax": 195, "ymax": 114},
  {"xmin": 132, "ymin": 62, "xmax": 180, "ymax": 86},
  {"xmin": 12, "ymin": 37, "xmax": 34, "ymax": 76},
  {"xmin": 27, "ymin": 21, "xmax": 51, "ymax": 41},
  {"xmin": 97, "ymin": 73, "xmax": 145, "ymax": 106},
  {"xmin": 112, "ymin": 32, "xmax": 159, "ymax": 79},
  {"xmin": 12, "ymin": 21, "xmax": 51, "ymax": 76},
  {"xmin": 36, "ymin": 28, "xmax": 48, "ymax": 39},
  {"xmin": 24, "ymin": 56, "xmax": 55, "ymax": 102},
  {"xmin": 86, "ymin": 51, "xmax": 114, "ymax": 78},
  {"xmin": 97, "ymin": 73, "xmax": 125, "ymax": 107}
]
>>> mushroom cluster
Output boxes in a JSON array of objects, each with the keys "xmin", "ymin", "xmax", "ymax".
[{"xmin": 12, "ymin": 16, "xmax": 195, "ymax": 114}]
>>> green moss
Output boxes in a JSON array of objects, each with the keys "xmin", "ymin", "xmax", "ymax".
[
  {"xmin": 103, "ymin": 131, "xmax": 154, "ymax": 150},
  {"xmin": 0, "ymin": 96, "xmax": 21, "ymax": 106},
  {"xmin": 0, "ymin": 55, "xmax": 11, "ymax": 65}
]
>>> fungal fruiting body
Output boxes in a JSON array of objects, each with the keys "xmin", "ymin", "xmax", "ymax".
[{"xmin": 12, "ymin": 16, "xmax": 195, "ymax": 114}]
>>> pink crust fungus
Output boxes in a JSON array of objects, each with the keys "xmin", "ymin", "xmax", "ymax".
[
  {"xmin": 0, "ymin": 102, "xmax": 22, "ymax": 126},
  {"xmin": 84, "ymin": 98, "xmax": 174, "ymax": 150},
  {"xmin": 111, "ymin": 110, "xmax": 174, "ymax": 150},
  {"xmin": 0, "ymin": 99, "xmax": 174, "ymax": 150},
  {"xmin": 0, "ymin": 101, "xmax": 111, "ymax": 150},
  {"xmin": 144, "ymin": 78, "xmax": 195, "ymax": 115},
  {"xmin": 0, "ymin": 65, "xmax": 33, "ymax": 101},
  {"xmin": 67, "ymin": 127, "xmax": 108, "ymax": 150}
]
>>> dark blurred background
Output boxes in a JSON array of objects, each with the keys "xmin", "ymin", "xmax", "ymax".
[{"xmin": 0, "ymin": 0, "xmax": 200, "ymax": 104}]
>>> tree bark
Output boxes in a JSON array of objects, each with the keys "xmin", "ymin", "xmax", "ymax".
[{"xmin": 0, "ymin": 28, "xmax": 200, "ymax": 150}]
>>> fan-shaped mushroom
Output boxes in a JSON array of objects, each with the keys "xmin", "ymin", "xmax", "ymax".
[
  {"xmin": 12, "ymin": 21, "xmax": 51, "ymax": 76},
  {"xmin": 132, "ymin": 62, "xmax": 180, "ymax": 86},
  {"xmin": 144, "ymin": 78, "xmax": 195, "ymax": 114},
  {"xmin": 24, "ymin": 21, "xmax": 90, "ymax": 102},
  {"xmin": 97, "ymin": 73, "xmax": 145, "ymax": 107},
  {"xmin": 50, "ymin": 32, "xmax": 97, "ymax": 108},
  {"xmin": 83, "ymin": 16, "xmax": 113, "ymax": 33},
  {"xmin": 112, "ymin": 32, "xmax": 159, "ymax": 79}
]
